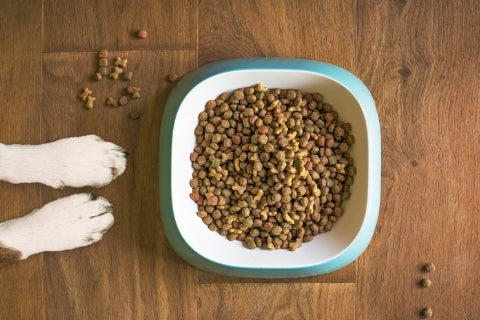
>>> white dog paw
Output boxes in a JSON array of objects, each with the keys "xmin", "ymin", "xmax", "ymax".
[
  {"xmin": 1, "ymin": 135, "xmax": 128, "ymax": 188},
  {"xmin": 46, "ymin": 135, "xmax": 128, "ymax": 189},
  {"xmin": 0, "ymin": 193, "xmax": 114, "ymax": 259}
]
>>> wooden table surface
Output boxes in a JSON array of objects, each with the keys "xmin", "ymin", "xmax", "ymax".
[{"xmin": 1, "ymin": 0, "xmax": 479, "ymax": 319}]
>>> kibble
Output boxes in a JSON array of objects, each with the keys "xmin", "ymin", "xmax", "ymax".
[
  {"xmin": 423, "ymin": 263, "xmax": 436, "ymax": 273},
  {"xmin": 190, "ymin": 84, "xmax": 356, "ymax": 251},
  {"xmin": 420, "ymin": 307, "xmax": 433, "ymax": 318},
  {"xmin": 137, "ymin": 29, "xmax": 147, "ymax": 39},
  {"xmin": 419, "ymin": 278, "xmax": 432, "ymax": 288},
  {"xmin": 106, "ymin": 97, "xmax": 119, "ymax": 107},
  {"xmin": 115, "ymin": 57, "xmax": 128, "ymax": 68},
  {"xmin": 126, "ymin": 86, "xmax": 141, "ymax": 99},
  {"xmin": 168, "ymin": 73, "xmax": 179, "ymax": 82},
  {"xmin": 78, "ymin": 87, "xmax": 93, "ymax": 101},
  {"xmin": 98, "ymin": 49, "xmax": 109, "ymax": 58},
  {"xmin": 84, "ymin": 95, "xmax": 96, "ymax": 109},
  {"xmin": 123, "ymin": 71, "xmax": 133, "ymax": 81},
  {"xmin": 119, "ymin": 95, "xmax": 129, "ymax": 106}
]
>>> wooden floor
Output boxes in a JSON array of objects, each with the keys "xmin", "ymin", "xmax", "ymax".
[{"xmin": 1, "ymin": 0, "xmax": 479, "ymax": 319}]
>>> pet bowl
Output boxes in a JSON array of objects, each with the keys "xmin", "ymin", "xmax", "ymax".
[{"xmin": 159, "ymin": 58, "xmax": 381, "ymax": 278}]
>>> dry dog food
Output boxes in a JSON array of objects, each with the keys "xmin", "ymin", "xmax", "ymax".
[
  {"xmin": 137, "ymin": 29, "xmax": 147, "ymax": 39},
  {"xmin": 189, "ymin": 84, "xmax": 356, "ymax": 251},
  {"xmin": 78, "ymin": 49, "xmax": 141, "ymax": 111}
]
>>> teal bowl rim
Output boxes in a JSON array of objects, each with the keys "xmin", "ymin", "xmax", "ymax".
[{"xmin": 159, "ymin": 58, "xmax": 381, "ymax": 278}]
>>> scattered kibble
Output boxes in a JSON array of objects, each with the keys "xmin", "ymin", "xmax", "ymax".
[
  {"xmin": 110, "ymin": 66, "xmax": 123, "ymax": 80},
  {"xmin": 99, "ymin": 58, "xmax": 109, "ymax": 67},
  {"xmin": 99, "ymin": 66, "xmax": 109, "ymax": 76},
  {"xmin": 123, "ymin": 71, "xmax": 133, "ymax": 81},
  {"xmin": 128, "ymin": 110, "xmax": 142, "ymax": 120},
  {"xmin": 115, "ymin": 57, "xmax": 128, "ymax": 68},
  {"xmin": 423, "ymin": 263, "xmax": 436, "ymax": 273},
  {"xmin": 420, "ymin": 307, "xmax": 433, "ymax": 318},
  {"xmin": 126, "ymin": 86, "xmax": 141, "ymax": 99},
  {"xmin": 85, "ymin": 95, "xmax": 96, "ymax": 109},
  {"xmin": 419, "ymin": 278, "xmax": 432, "ymax": 288},
  {"xmin": 106, "ymin": 97, "xmax": 119, "ymax": 107},
  {"xmin": 98, "ymin": 49, "xmax": 109, "ymax": 58},
  {"xmin": 137, "ymin": 29, "xmax": 147, "ymax": 39},
  {"xmin": 78, "ymin": 87, "xmax": 93, "ymax": 101},
  {"xmin": 118, "ymin": 96, "xmax": 129, "ymax": 106},
  {"xmin": 79, "ymin": 49, "xmax": 141, "ymax": 111},
  {"xmin": 168, "ymin": 73, "xmax": 179, "ymax": 82}
]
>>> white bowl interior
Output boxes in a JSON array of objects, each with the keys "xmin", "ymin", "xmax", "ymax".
[{"xmin": 171, "ymin": 70, "xmax": 368, "ymax": 268}]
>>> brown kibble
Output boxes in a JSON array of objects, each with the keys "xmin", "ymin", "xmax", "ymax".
[
  {"xmin": 168, "ymin": 73, "xmax": 179, "ymax": 82},
  {"xmin": 419, "ymin": 278, "xmax": 432, "ymax": 288},
  {"xmin": 123, "ymin": 71, "xmax": 133, "ymax": 81},
  {"xmin": 99, "ymin": 67, "xmax": 109, "ymax": 76},
  {"xmin": 84, "ymin": 95, "xmax": 96, "ymax": 109},
  {"xmin": 119, "ymin": 96, "xmax": 129, "ymax": 106},
  {"xmin": 423, "ymin": 263, "xmax": 436, "ymax": 273},
  {"xmin": 115, "ymin": 57, "xmax": 128, "ymax": 68},
  {"xmin": 94, "ymin": 72, "xmax": 102, "ymax": 81},
  {"xmin": 78, "ymin": 87, "xmax": 92, "ymax": 101},
  {"xmin": 106, "ymin": 97, "xmax": 119, "ymax": 107},
  {"xmin": 420, "ymin": 307, "xmax": 433, "ymax": 318},
  {"xmin": 98, "ymin": 49, "xmax": 109, "ymax": 58},
  {"xmin": 99, "ymin": 58, "xmax": 109, "ymax": 67},
  {"xmin": 126, "ymin": 86, "xmax": 141, "ymax": 99},
  {"xmin": 206, "ymin": 100, "xmax": 216, "ymax": 109},
  {"xmin": 137, "ymin": 29, "xmax": 147, "ymax": 39},
  {"xmin": 128, "ymin": 110, "xmax": 142, "ymax": 120}
]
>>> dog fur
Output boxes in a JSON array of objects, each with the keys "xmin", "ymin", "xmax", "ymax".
[{"xmin": 0, "ymin": 135, "xmax": 127, "ymax": 266}]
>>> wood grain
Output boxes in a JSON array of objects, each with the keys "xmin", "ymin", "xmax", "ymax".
[
  {"xmin": 356, "ymin": 1, "xmax": 480, "ymax": 318},
  {"xmin": 197, "ymin": 283, "xmax": 355, "ymax": 320},
  {"xmin": 1, "ymin": 0, "xmax": 480, "ymax": 319}
]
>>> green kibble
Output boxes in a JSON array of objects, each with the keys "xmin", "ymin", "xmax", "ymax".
[{"xmin": 245, "ymin": 238, "xmax": 257, "ymax": 249}]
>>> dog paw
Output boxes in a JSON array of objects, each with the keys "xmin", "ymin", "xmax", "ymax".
[
  {"xmin": 0, "ymin": 193, "xmax": 114, "ymax": 259},
  {"xmin": 2, "ymin": 135, "xmax": 128, "ymax": 188},
  {"xmin": 47, "ymin": 135, "xmax": 128, "ymax": 188}
]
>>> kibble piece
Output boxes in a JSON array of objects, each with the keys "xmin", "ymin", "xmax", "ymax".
[
  {"xmin": 423, "ymin": 263, "xmax": 436, "ymax": 273},
  {"xmin": 168, "ymin": 73, "xmax": 179, "ymax": 82},
  {"xmin": 119, "ymin": 96, "xmax": 129, "ymax": 106},
  {"xmin": 419, "ymin": 278, "xmax": 432, "ymax": 288},
  {"xmin": 78, "ymin": 87, "xmax": 93, "ymax": 101},
  {"xmin": 137, "ymin": 29, "xmax": 147, "ymax": 39},
  {"xmin": 128, "ymin": 110, "xmax": 142, "ymax": 120},
  {"xmin": 420, "ymin": 307, "xmax": 433, "ymax": 318},
  {"xmin": 115, "ymin": 57, "xmax": 128, "ymax": 68},
  {"xmin": 99, "ymin": 58, "xmax": 109, "ymax": 67},
  {"xmin": 106, "ymin": 97, "xmax": 119, "ymax": 107},
  {"xmin": 94, "ymin": 72, "xmax": 103, "ymax": 81},
  {"xmin": 99, "ymin": 67, "xmax": 109, "ymax": 76},
  {"xmin": 84, "ymin": 95, "xmax": 96, "ymax": 109},
  {"xmin": 110, "ymin": 66, "xmax": 123, "ymax": 80},
  {"xmin": 123, "ymin": 71, "xmax": 133, "ymax": 81},
  {"xmin": 126, "ymin": 86, "xmax": 141, "ymax": 99},
  {"xmin": 98, "ymin": 49, "xmax": 109, "ymax": 58}
]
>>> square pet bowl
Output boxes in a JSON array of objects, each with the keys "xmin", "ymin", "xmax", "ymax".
[{"xmin": 159, "ymin": 58, "xmax": 381, "ymax": 278}]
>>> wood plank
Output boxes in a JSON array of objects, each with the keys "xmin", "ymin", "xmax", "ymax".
[
  {"xmin": 0, "ymin": 1, "xmax": 45, "ymax": 319},
  {"xmin": 42, "ymin": 0, "xmax": 197, "ymax": 52},
  {"xmin": 199, "ymin": 0, "xmax": 356, "ymax": 70},
  {"xmin": 40, "ymin": 49, "xmax": 198, "ymax": 319},
  {"xmin": 355, "ymin": 1, "xmax": 480, "ymax": 318},
  {"xmin": 198, "ymin": 283, "xmax": 355, "ymax": 320}
]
